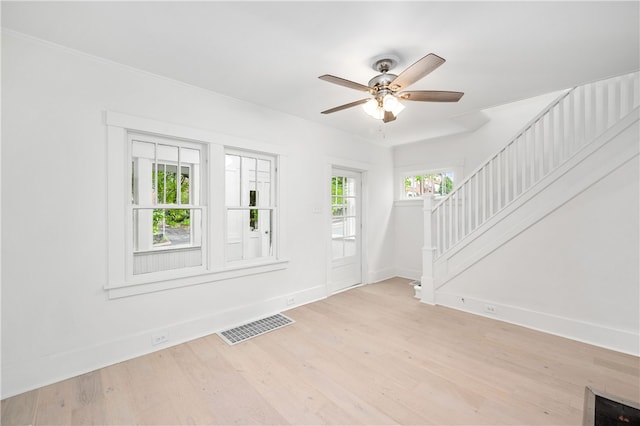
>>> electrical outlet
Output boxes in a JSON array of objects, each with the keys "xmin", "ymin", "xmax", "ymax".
[
  {"xmin": 286, "ymin": 297, "xmax": 295, "ymax": 306},
  {"xmin": 151, "ymin": 331, "xmax": 169, "ymax": 346},
  {"xmin": 484, "ymin": 304, "xmax": 497, "ymax": 315}
]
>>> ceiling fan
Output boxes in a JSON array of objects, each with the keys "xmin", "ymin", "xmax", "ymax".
[{"xmin": 319, "ymin": 53, "xmax": 464, "ymax": 123}]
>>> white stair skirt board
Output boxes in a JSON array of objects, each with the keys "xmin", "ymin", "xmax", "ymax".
[{"xmin": 218, "ymin": 313, "xmax": 295, "ymax": 345}]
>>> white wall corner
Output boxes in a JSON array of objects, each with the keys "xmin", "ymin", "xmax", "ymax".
[{"xmin": 368, "ymin": 267, "xmax": 397, "ymax": 284}]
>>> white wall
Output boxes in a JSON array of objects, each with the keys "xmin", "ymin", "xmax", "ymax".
[
  {"xmin": 1, "ymin": 32, "xmax": 395, "ymax": 397},
  {"xmin": 437, "ymin": 152, "xmax": 639, "ymax": 354},
  {"xmin": 392, "ymin": 92, "xmax": 563, "ymax": 279}
]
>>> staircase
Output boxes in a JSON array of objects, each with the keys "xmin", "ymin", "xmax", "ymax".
[{"xmin": 420, "ymin": 71, "xmax": 639, "ymax": 342}]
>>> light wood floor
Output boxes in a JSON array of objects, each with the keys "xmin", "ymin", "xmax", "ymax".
[{"xmin": 2, "ymin": 277, "xmax": 639, "ymax": 425}]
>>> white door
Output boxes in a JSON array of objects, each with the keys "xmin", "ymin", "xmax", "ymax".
[{"xmin": 330, "ymin": 169, "xmax": 362, "ymax": 292}]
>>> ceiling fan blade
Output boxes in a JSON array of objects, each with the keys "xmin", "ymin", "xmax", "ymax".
[
  {"xmin": 319, "ymin": 75, "xmax": 370, "ymax": 92},
  {"xmin": 390, "ymin": 53, "xmax": 446, "ymax": 91},
  {"xmin": 398, "ymin": 90, "xmax": 464, "ymax": 102},
  {"xmin": 321, "ymin": 98, "xmax": 370, "ymax": 114},
  {"xmin": 383, "ymin": 110, "xmax": 396, "ymax": 123}
]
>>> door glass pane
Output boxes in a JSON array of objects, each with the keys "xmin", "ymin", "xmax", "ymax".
[
  {"xmin": 346, "ymin": 197, "xmax": 356, "ymax": 216},
  {"xmin": 332, "ymin": 218, "xmax": 345, "ymax": 238},
  {"xmin": 332, "ymin": 200, "xmax": 344, "ymax": 217},
  {"xmin": 344, "ymin": 236, "xmax": 356, "ymax": 257},
  {"xmin": 345, "ymin": 217, "xmax": 356, "ymax": 237},
  {"xmin": 332, "ymin": 238, "xmax": 344, "ymax": 259}
]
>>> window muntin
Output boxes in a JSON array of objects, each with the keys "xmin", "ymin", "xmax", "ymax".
[
  {"xmin": 331, "ymin": 176, "xmax": 357, "ymax": 259},
  {"xmin": 404, "ymin": 171, "xmax": 454, "ymax": 198},
  {"xmin": 225, "ymin": 151, "xmax": 275, "ymax": 263},
  {"xmin": 130, "ymin": 137, "xmax": 204, "ymax": 275}
]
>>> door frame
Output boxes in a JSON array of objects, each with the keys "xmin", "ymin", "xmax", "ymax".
[{"xmin": 326, "ymin": 162, "xmax": 368, "ymax": 295}]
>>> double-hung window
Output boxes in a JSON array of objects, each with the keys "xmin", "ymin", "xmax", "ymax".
[
  {"xmin": 130, "ymin": 134, "xmax": 205, "ymax": 276},
  {"xmin": 225, "ymin": 150, "xmax": 275, "ymax": 263}
]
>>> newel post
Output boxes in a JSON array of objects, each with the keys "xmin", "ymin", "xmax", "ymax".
[{"xmin": 421, "ymin": 195, "xmax": 436, "ymax": 305}]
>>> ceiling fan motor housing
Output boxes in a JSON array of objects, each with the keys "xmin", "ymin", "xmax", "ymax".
[
  {"xmin": 368, "ymin": 73, "xmax": 397, "ymax": 89},
  {"xmin": 369, "ymin": 58, "xmax": 399, "ymax": 96}
]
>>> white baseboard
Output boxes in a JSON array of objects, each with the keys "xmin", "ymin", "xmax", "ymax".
[
  {"xmin": 368, "ymin": 267, "xmax": 397, "ymax": 283},
  {"xmin": 394, "ymin": 267, "xmax": 422, "ymax": 281},
  {"xmin": 1, "ymin": 284, "xmax": 327, "ymax": 399},
  {"xmin": 435, "ymin": 292, "xmax": 640, "ymax": 356}
]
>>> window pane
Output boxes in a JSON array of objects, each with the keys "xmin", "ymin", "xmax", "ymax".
[
  {"xmin": 131, "ymin": 141, "xmax": 155, "ymax": 205},
  {"xmin": 405, "ymin": 175, "xmax": 419, "ymax": 198},
  {"xmin": 225, "ymin": 154, "xmax": 241, "ymax": 206},
  {"xmin": 133, "ymin": 208, "xmax": 198, "ymax": 252},
  {"xmin": 225, "ymin": 209, "xmax": 273, "ymax": 261},
  {"xmin": 181, "ymin": 166, "xmax": 190, "ymax": 204},
  {"xmin": 226, "ymin": 210, "xmax": 243, "ymax": 261},
  {"xmin": 254, "ymin": 209, "xmax": 272, "ymax": 258},
  {"xmin": 242, "ymin": 156, "xmax": 257, "ymax": 207},
  {"xmin": 443, "ymin": 171, "xmax": 454, "ymax": 194},
  {"xmin": 257, "ymin": 159, "xmax": 271, "ymax": 206},
  {"xmin": 250, "ymin": 208, "xmax": 258, "ymax": 230},
  {"xmin": 156, "ymin": 163, "xmax": 179, "ymax": 204}
]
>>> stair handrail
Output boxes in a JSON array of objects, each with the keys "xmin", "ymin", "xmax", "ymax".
[
  {"xmin": 432, "ymin": 88, "xmax": 573, "ymax": 212},
  {"xmin": 430, "ymin": 70, "xmax": 639, "ymax": 259}
]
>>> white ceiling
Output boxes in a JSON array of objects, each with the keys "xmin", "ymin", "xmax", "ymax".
[{"xmin": 2, "ymin": 1, "xmax": 639, "ymax": 146}]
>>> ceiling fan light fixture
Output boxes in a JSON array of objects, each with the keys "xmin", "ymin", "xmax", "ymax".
[
  {"xmin": 363, "ymin": 98, "xmax": 384, "ymax": 119},
  {"xmin": 390, "ymin": 99, "xmax": 405, "ymax": 116},
  {"xmin": 382, "ymin": 93, "xmax": 399, "ymax": 112}
]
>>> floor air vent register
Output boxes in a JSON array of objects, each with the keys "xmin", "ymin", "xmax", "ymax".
[{"xmin": 218, "ymin": 313, "xmax": 295, "ymax": 345}]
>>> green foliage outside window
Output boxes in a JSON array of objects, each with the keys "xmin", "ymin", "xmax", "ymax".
[
  {"xmin": 153, "ymin": 168, "xmax": 191, "ymax": 236},
  {"xmin": 404, "ymin": 173, "xmax": 453, "ymax": 197},
  {"xmin": 332, "ymin": 176, "xmax": 345, "ymax": 215}
]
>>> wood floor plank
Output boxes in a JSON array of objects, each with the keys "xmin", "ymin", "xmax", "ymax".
[
  {"xmin": 2, "ymin": 277, "xmax": 639, "ymax": 425},
  {"xmin": 32, "ymin": 377, "xmax": 74, "ymax": 425},
  {"xmin": 0, "ymin": 388, "xmax": 38, "ymax": 426}
]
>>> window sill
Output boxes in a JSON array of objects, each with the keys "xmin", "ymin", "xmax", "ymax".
[
  {"xmin": 394, "ymin": 195, "xmax": 449, "ymax": 207},
  {"xmin": 105, "ymin": 259, "xmax": 289, "ymax": 299}
]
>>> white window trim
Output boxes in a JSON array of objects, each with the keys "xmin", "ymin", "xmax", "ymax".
[{"xmin": 105, "ymin": 111, "xmax": 289, "ymax": 298}]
